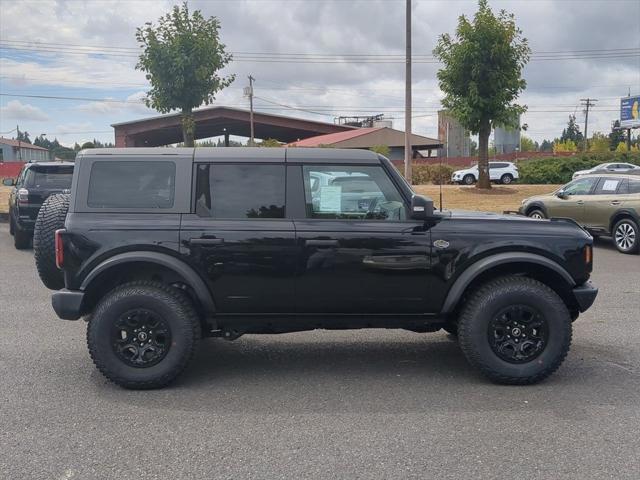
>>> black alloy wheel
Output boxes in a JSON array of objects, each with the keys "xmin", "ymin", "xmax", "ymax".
[
  {"xmin": 112, "ymin": 308, "xmax": 172, "ymax": 368},
  {"xmin": 488, "ymin": 305, "xmax": 548, "ymax": 363}
]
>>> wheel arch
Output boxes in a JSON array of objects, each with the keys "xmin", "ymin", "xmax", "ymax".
[
  {"xmin": 441, "ymin": 252, "xmax": 578, "ymax": 317},
  {"xmin": 80, "ymin": 251, "xmax": 216, "ymax": 316},
  {"xmin": 609, "ymin": 208, "xmax": 639, "ymax": 233},
  {"xmin": 524, "ymin": 202, "xmax": 548, "ymax": 217}
]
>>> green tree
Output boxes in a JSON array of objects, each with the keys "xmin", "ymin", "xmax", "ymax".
[
  {"xmin": 609, "ymin": 120, "xmax": 626, "ymax": 150},
  {"xmin": 259, "ymin": 138, "xmax": 283, "ymax": 148},
  {"xmin": 16, "ymin": 130, "xmax": 31, "ymax": 144},
  {"xmin": 539, "ymin": 139, "xmax": 553, "ymax": 152},
  {"xmin": 588, "ymin": 132, "xmax": 609, "ymax": 153},
  {"xmin": 81, "ymin": 142, "xmax": 95, "ymax": 149},
  {"xmin": 369, "ymin": 145, "xmax": 391, "ymax": 156},
  {"xmin": 469, "ymin": 139, "xmax": 478, "ymax": 156},
  {"xmin": 136, "ymin": 2, "xmax": 235, "ymax": 146},
  {"xmin": 520, "ymin": 135, "xmax": 536, "ymax": 152},
  {"xmin": 433, "ymin": 0, "xmax": 530, "ymax": 189},
  {"xmin": 553, "ymin": 139, "xmax": 577, "ymax": 153},
  {"xmin": 560, "ymin": 115, "xmax": 583, "ymax": 144}
]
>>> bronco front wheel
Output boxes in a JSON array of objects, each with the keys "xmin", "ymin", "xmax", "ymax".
[
  {"xmin": 457, "ymin": 275, "xmax": 571, "ymax": 385},
  {"xmin": 87, "ymin": 281, "xmax": 201, "ymax": 389}
]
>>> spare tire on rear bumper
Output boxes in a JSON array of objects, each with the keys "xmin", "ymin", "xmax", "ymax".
[{"xmin": 34, "ymin": 193, "xmax": 70, "ymax": 290}]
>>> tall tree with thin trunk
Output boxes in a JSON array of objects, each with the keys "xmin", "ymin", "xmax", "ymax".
[
  {"xmin": 136, "ymin": 2, "xmax": 235, "ymax": 146},
  {"xmin": 433, "ymin": 0, "xmax": 530, "ymax": 189}
]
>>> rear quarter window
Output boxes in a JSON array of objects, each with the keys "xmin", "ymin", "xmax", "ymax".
[{"xmin": 87, "ymin": 161, "xmax": 176, "ymax": 208}]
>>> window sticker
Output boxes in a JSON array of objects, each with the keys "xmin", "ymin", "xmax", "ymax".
[
  {"xmin": 319, "ymin": 185, "xmax": 342, "ymax": 212},
  {"xmin": 602, "ymin": 180, "xmax": 619, "ymax": 192}
]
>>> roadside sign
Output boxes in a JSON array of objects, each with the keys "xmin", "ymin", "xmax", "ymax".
[{"xmin": 620, "ymin": 96, "xmax": 640, "ymax": 128}]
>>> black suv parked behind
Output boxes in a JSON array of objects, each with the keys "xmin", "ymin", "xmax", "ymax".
[
  {"xmin": 3, "ymin": 161, "xmax": 74, "ymax": 249},
  {"xmin": 33, "ymin": 148, "xmax": 598, "ymax": 389}
]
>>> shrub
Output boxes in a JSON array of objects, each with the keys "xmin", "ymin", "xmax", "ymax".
[
  {"xmin": 518, "ymin": 152, "xmax": 640, "ymax": 184},
  {"xmin": 410, "ymin": 164, "xmax": 455, "ymax": 185}
]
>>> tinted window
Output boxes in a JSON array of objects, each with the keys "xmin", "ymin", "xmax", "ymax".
[
  {"xmin": 490, "ymin": 163, "xmax": 509, "ymax": 168},
  {"xmin": 303, "ymin": 165, "xmax": 406, "ymax": 220},
  {"xmin": 628, "ymin": 178, "xmax": 640, "ymax": 194},
  {"xmin": 88, "ymin": 161, "xmax": 175, "ymax": 208},
  {"xmin": 195, "ymin": 163, "xmax": 285, "ymax": 218},
  {"xmin": 24, "ymin": 166, "xmax": 73, "ymax": 189},
  {"xmin": 593, "ymin": 177, "xmax": 623, "ymax": 195},
  {"xmin": 563, "ymin": 177, "xmax": 597, "ymax": 195}
]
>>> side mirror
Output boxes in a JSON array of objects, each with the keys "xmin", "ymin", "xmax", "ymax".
[
  {"xmin": 2, "ymin": 178, "xmax": 15, "ymax": 187},
  {"xmin": 556, "ymin": 190, "xmax": 567, "ymax": 199},
  {"xmin": 410, "ymin": 194, "xmax": 434, "ymax": 220}
]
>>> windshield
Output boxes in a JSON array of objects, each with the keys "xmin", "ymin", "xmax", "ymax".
[{"xmin": 24, "ymin": 166, "xmax": 74, "ymax": 189}]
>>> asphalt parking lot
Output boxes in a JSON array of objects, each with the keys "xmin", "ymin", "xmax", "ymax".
[{"xmin": 0, "ymin": 223, "xmax": 639, "ymax": 480}]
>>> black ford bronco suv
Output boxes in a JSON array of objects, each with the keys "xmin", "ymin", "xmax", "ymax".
[{"xmin": 33, "ymin": 148, "xmax": 598, "ymax": 389}]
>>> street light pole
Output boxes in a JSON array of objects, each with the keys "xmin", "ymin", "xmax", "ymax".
[{"xmin": 404, "ymin": 0, "xmax": 412, "ymax": 183}]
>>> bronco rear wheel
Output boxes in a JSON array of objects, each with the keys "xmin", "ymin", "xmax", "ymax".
[
  {"xmin": 457, "ymin": 275, "xmax": 571, "ymax": 385},
  {"xmin": 87, "ymin": 281, "xmax": 201, "ymax": 389},
  {"xmin": 34, "ymin": 193, "xmax": 70, "ymax": 290}
]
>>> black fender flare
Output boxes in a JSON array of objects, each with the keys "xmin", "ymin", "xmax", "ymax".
[
  {"xmin": 80, "ymin": 251, "xmax": 216, "ymax": 314},
  {"xmin": 441, "ymin": 252, "xmax": 575, "ymax": 314}
]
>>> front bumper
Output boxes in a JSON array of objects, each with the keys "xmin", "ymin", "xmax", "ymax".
[
  {"xmin": 573, "ymin": 281, "xmax": 598, "ymax": 312},
  {"xmin": 52, "ymin": 289, "xmax": 84, "ymax": 320}
]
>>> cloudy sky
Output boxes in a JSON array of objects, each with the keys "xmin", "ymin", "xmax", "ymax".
[{"xmin": 1, "ymin": 0, "xmax": 639, "ymax": 147}]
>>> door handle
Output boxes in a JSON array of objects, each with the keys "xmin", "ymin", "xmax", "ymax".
[
  {"xmin": 189, "ymin": 237, "xmax": 224, "ymax": 245},
  {"xmin": 305, "ymin": 239, "xmax": 339, "ymax": 247},
  {"xmin": 610, "ymin": 200, "xmax": 621, "ymax": 206},
  {"xmin": 576, "ymin": 200, "xmax": 584, "ymax": 205}
]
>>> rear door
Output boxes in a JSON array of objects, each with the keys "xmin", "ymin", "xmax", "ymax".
[
  {"xmin": 583, "ymin": 177, "xmax": 626, "ymax": 230},
  {"xmin": 291, "ymin": 161, "xmax": 433, "ymax": 314},
  {"xmin": 180, "ymin": 159, "xmax": 297, "ymax": 314}
]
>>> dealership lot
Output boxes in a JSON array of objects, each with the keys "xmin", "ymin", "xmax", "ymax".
[{"xmin": 0, "ymin": 224, "xmax": 639, "ymax": 479}]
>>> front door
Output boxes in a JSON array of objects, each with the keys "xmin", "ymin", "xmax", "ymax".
[
  {"xmin": 292, "ymin": 163, "xmax": 433, "ymax": 314},
  {"xmin": 546, "ymin": 177, "xmax": 598, "ymax": 224},
  {"xmin": 180, "ymin": 162, "xmax": 296, "ymax": 314}
]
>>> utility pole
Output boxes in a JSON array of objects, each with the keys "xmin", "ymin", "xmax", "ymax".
[
  {"xmin": 246, "ymin": 75, "xmax": 255, "ymax": 146},
  {"xmin": 16, "ymin": 124, "xmax": 22, "ymax": 161},
  {"xmin": 580, "ymin": 98, "xmax": 597, "ymax": 151},
  {"xmin": 404, "ymin": 0, "xmax": 412, "ymax": 183}
]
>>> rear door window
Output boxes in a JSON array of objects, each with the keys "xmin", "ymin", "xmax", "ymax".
[
  {"xmin": 88, "ymin": 161, "xmax": 176, "ymax": 208},
  {"xmin": 195, "ymin": 163, "xmax": 285, "ymax": 218},
  {"xmin": 593, "ymin": 177, "xmax": 622, "ymax": 195}
]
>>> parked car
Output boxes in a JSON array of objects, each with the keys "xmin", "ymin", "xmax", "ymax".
[
  {"xmin": 34, "ymin": 147, "xmax": 597, "ymax": 389},
  {"xmin": 3, "ymin": 161, "xmax": 74, "ymax": 249},
  {"xmin": 572, "ymin": 162, "xmax": 640, "ymax": 179},
  {"xmin": 451, "ymin": 162, "xmax": 519, "ymax": 185},
  {"xmin": 519, "ymin": 173, "xmax": 640, "ymax": 254}
]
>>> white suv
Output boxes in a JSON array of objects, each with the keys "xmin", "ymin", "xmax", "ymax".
[{"xmin": 451, "ymin": 162, "xmax": 519, "ymax": 185}]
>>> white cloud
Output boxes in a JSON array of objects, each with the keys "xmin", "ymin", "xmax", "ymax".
[
  {"xmin": 75, "ymin": 91, "xmax": 152, "ymax": 115},
  {"xmin": 0, "ymin": 100, "xmax": 50, "ymax": 121}
]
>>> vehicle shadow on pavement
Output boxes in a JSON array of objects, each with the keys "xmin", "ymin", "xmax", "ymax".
[{"xmin": 90, "ymin": 330, "xmax": 638, "ymax": 417}]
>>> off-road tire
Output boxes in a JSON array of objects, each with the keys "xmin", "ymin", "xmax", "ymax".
[
  {"xmin": 34, "ymin": 193, "xmax": 70, "ymax": 290},
  {"xmin": 9, "ymin": 215, "xmax": 15, "ymax": 235},
  {"xmin": 612, "ymin": 218, "xmax": 639, "ymax": 254},
  {"xmin": 457, "ymin": 275, "xmax": 572, "ymax": 385},
  {"xmin": 442, "ymin": 322, "xmax": 458, "ymax": 337},
  {"xmin": 13, "ymin": 223, "xmax": 31, "ymax": 249},
  {"xmin": 501, "ymin": 174, "xmax": 514, "ymax": 185},
  {"xmin": 463, "ymin": 174, "xmax": 475, "ymax": 185},
  {"xmin": 87, "ymin": 281, "xmax": 202, "ymax": 389},
  {"xmin": 527, "ymin": 208, "xmax": 546, "ymax": 220}
]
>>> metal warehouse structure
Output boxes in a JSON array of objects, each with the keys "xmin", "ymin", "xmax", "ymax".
[{"xmin": 112, "ymin": 106, "xmax": 356, "ymax": 147}]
